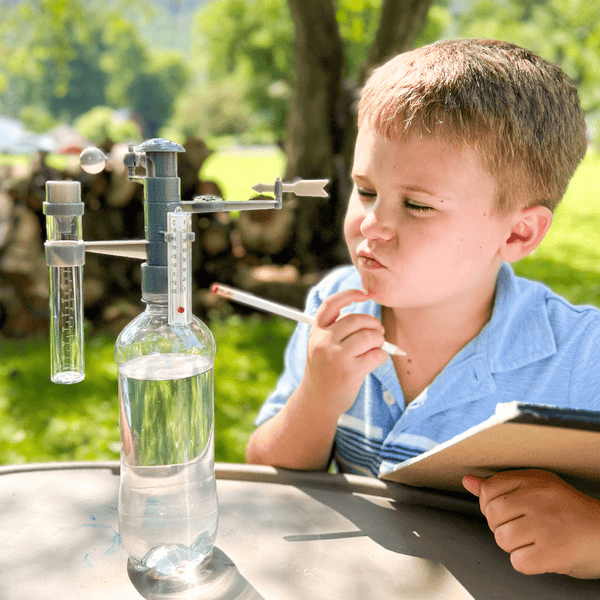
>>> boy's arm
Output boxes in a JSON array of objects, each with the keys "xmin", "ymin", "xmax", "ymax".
[
  {"xmin": 247, "ymin": 288, "xmax": 388, "ymax": 470},
  {"xmin": 245, "ymin": 382, "xmax": 340, "ymax": 470},
  {"xmin": 463, "ymin": 470, "xmax": 600, "ymax": 578}
]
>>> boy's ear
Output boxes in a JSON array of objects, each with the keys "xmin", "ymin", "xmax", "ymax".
[{"xmin": 500, "ymin": 206, "xmax": 553, "ymax": 263}]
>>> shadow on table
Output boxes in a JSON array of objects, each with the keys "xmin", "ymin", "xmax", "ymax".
[
  {"xmin": 296, "ymin": 483, "xmax": 600, "ymax": 600},
  {"xmin": 127, "ymin": 547, "xmax": 265, "ymax": 600}
]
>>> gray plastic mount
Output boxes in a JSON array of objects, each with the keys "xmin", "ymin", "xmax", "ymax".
[{"xmin": 44, "ymin": 240, "xmax": 85, "ymax": 267}]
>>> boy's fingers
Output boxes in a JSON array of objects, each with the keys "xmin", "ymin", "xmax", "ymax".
[
  {"xmin": 330, "ymin": 313, "xmax": 385, "ymax": 341},
  {"xmin": 478, "ymin": 470, "xmax": 556, "ymax": 506},
  {"xmin": 315, "ymin": 288, "xmax": 371, "ymax": 328},
  {"xmin": 462, "ymin": 475, "xmax": 485, "ymax": 496}
]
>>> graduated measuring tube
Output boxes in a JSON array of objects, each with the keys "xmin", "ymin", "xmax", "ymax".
[{"xmin": 43, "ymin": 181, "xmax": 85, "ymax": 384}]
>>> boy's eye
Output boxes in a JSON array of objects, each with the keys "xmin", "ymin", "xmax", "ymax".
[
  {"xmin": 357, "ymin": 187, "xmax": 377, "ymax": 199},
  {"xmin": 403, "ymin": 199, "xmax": 432, "ymax": 213},
  {"xmin": 356, "ymin": 188, "xmax": 432, "ymax": 213}
]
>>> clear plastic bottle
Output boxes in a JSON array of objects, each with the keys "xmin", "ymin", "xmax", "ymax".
[{"xmin": 114, "ymin": 298, "xmax": 218, "ymax": 577}]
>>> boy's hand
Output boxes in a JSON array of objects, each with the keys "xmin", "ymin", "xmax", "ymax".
[
  {"xmin": 246, "ymin": 287, "xmax": 388, "ymax": 471},
  {"xmin": 463, "ymin": 470, "xmax": 600, "ymax": 578},
  {"xmin": 302, "ymin": 288, "xmax": 388, "ymax": 420}
]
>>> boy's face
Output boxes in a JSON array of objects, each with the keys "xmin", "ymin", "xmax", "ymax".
[{"xmin": 344, "ymin": 126, "xmax": 515, "ymax": 310}]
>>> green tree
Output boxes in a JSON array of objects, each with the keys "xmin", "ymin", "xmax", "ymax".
[
  {"xmin": 184, "ymin": 0, "xmax": 448, "ymax": 143},
  {"xmin": 454, "ymin": 0, "xmax": 600, "ymax": 121},
  {"xmin": 74, "ymin": 106, "xmax": 141, "ymax": 144},
  {"xmin": 0, "ymin": 0, "xmax": 189, "ymax": 138},
  {"xmin": 182, "ymin": 0, "xmax": 445, "ymax": 269},
  {"xmin": 18, "ymin": 106, "xmax": 59, "ymax": 134},
  {"xmin": 0, "ymin": 0, "xmax": 108, "ymax": 120},
  {"xmin": 190, "ymin": 0, "xmax": 295, "ymax": 141},
  {"xmin": 168, "ymin": 75, "xmax": 261, "ymax": 143},
  {"xmin": 100, "ymin": 14, "xmax": 191, "ymax": 138}
]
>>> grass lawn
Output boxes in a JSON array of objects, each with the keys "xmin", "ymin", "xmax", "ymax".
[
  {"xmin": 513, "ymin": 149, "xmax": 600, "ymax": 306},
  {"xmin": 200, "ymin": 145, "xmax": 286, "ymax": 202},
  {"xmin": 1, "ymin": 146, "xmax": 600, "ymax": 466},
  {"xmin": 0, "ymin": 316, "xmax": 295, "ymax": 465}
]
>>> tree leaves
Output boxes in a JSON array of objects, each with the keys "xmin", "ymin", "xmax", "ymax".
[{"xmin": 0, "ymin": 0, "xmax": 188, "ymax": 136}]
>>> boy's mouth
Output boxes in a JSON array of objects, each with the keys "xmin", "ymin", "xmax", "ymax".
[{"xmin": 357, "ymin": 251, "xmax": 385, "ymax": 269}]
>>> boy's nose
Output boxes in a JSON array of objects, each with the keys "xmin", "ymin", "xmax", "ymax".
[{"xmin": 359, "ymin": 201, "xmax": 394, "ymax": 240}]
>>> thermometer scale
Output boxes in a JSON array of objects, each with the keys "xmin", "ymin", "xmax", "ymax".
[{"xmin": 165, "ymin": 208, "xmax": 194, "ymax": 325}]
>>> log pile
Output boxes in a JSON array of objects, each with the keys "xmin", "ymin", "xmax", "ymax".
[{"xmin": 0, "ymin": 138, "xmax": 319, "ymax": 340}]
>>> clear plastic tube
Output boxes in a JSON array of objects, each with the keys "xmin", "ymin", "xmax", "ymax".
[
  {"xmin": 44, "ymin": 181, "xmax": 85, "ymax": 384},
  {"xmin": 48, "ymin": 261, "xmax": 84, "ymax": 384}
]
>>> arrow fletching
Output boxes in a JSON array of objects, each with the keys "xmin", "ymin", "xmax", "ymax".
[
  {"xmin": 284, "ymin": 179, "xmax": 329, "ymax": 197},
  {"xmin": 252, "ymin": 179, "xmax": 329, "ymax": 198}
]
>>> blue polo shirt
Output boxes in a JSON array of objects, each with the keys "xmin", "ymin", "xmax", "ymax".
[{"xmin": 255, "ymin": 263, "xmax": 600, "ymax": 477}]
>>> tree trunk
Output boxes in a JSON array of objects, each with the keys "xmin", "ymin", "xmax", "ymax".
[
  {"xmin": 360, "ymin": 0, "xmax": 438, "ymax": 84},
  {"xmin": 284, "ymin": 0, "xmax": 347, "ymax": 272},
  {"xmin": 284, "ymin": 0, "xmax": 436, "ymax": 274}
]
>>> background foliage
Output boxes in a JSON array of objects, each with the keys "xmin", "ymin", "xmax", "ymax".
[
  {"xmin": 450, "ymin": 0, "xmax": 600, "ymax": 146},
  {"xmin": 2, "ymin": 0, "xmax": 599, "ymax": 146},
  {"xmin": 0, "ymin": 0, "xmax": 190, "ymax": 138}
]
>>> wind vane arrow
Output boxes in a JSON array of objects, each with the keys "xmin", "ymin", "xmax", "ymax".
[{"xmin": 252, "ymin": 179, "xmax": 329, "ymax": 198}]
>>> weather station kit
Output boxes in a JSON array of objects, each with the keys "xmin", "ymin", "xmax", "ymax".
[{"xmin": 42, "ymin": 138, "xmax": 328, "ymax": 594}]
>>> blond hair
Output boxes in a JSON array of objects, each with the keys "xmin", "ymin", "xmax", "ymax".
[{"xmin": 358, "ymin": 39, "xmax": 587, "ymax": 213}]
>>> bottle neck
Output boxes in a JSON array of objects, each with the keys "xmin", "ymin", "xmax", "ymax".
[{"xmin": 142, "ymin": 296, "xmax": 168, "ymax": 316}]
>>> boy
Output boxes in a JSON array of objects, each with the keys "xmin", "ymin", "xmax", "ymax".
[{"xmin": 246, "ymin": 39, "xmax": 600, "ymax": 578}]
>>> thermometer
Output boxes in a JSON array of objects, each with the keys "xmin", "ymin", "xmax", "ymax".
[{"xmin": 165, "ymin": 209, "xmax": 195, "ymax": 325}]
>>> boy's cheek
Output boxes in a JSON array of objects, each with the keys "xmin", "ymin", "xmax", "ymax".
[{"xmin": 343, "ymin": 214, "xmax": 361, "ymax": 250}]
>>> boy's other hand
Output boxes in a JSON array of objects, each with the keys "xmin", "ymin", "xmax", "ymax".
[
  {"xmin": 463, "ymin": 470, "xmax": 600, "ymax": 578},
  {"xmin": 304, "ymin": 288, "xmax": 388, "ymax": 419}
]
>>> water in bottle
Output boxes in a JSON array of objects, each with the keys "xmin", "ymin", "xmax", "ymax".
[{"xmin": 118, "ymin": 353, "xmax": 218, "ymax": 576}]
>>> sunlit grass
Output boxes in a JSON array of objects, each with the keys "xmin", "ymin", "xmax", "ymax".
[
  {"xmin": 200, "ymin": 145, "xmax": 286, "ymax": 202},
  {"xmin": 0, "ymin": 316, "xmax": 294, "ymax": 465}
]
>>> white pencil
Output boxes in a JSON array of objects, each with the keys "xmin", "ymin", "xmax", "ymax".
[{"xmin": 211, "ymin": 283, "xmax": 407, "ymax": 357}]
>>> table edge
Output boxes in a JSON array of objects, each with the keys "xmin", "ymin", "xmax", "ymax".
[{"xmin": 0, "ymin": 461, "xmax": 480, "ymax": 514}]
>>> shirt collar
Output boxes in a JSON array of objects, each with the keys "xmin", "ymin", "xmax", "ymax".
[{"xmin": 473, "ymin": 262, "xmax": 557, "ymax": 372}]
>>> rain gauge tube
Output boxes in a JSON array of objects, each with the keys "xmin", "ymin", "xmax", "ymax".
[{"xmin": 43, "ymin": 181, "xmax": 85, "ymax": 384}]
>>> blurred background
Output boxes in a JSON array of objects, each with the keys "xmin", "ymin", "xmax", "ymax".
[{"xmin": 1, "ymin": 0, "xmax": 600, "ymax": 466}]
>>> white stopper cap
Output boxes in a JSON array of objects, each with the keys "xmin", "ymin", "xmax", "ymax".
[{"xmin": 45, "ymin": 181, "xmax": 82, "ymax": 204}]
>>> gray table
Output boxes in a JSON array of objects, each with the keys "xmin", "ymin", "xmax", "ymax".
[{"xmin": 1, "ymin": 462, "xmax": 599, "ymax": 599}]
